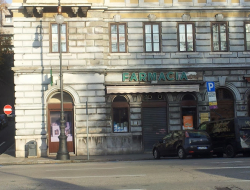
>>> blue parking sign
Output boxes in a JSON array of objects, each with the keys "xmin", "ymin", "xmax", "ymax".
[{"xmin": 206, "ymin": 82, "xmax": 215, "ymax": 92}]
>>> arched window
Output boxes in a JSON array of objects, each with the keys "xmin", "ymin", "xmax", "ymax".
[{"xmin": 112, "ymin": 96, "xmax": 129, "ymax": 133}]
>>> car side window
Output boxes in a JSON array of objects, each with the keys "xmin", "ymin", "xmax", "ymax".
[
  {"xmin": 173, "ymin": 131, "xmax": 181, "ymax": 139},
  {"xmin": 163, "ymin": 132, "xmax": 172, "ymax": 140}
]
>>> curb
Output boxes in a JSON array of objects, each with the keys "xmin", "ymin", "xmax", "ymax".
[{"xmin": 0, "ymin": 157, "xmax": 154, "ymax": 166}]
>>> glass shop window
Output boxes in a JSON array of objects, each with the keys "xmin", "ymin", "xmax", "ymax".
[{"xmin": 112, "ymin": 96, "xmax": 129, "ymax": 133}]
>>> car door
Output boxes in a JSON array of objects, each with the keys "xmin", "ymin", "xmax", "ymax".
[{"xmin": 159, "ymin": 132, "xmax": 173, "ymax": 156}]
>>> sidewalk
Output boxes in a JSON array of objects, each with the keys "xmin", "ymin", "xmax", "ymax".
[{"xmin": 0, "ymin": 144, "xmax": 153, "ymax": 165}]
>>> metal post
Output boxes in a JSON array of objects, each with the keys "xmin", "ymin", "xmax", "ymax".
[
  {"xmin": 56, "ymin": 3, "xmax": 70, "ymax": 160},
  {"xmin": 86, "ymin": 101, "xmax": 89, "ymax": 160}
]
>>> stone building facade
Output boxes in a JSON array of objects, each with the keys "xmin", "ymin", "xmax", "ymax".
[{"xmin": 9, "ymin": 0, "xmax": 250, "ymax": 157}]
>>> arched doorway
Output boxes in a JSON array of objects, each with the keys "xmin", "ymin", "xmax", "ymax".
[
  {"xmin": 181, "ymin": 93, "xmax": 197, "ymax": 129},
  {"xmin": 210, "ymin": 88, "xmax": 235, "ymax": 121},
  {"xmin": 47, "ymin": 92, "xmax": 75, "ymax": 154}
]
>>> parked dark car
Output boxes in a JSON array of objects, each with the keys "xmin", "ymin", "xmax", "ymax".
[
  {"xmin": 153, "ymin": 130, "xmax": 213, "ymax": 159},
  {"xmin": 198, "ymin": 117, "xmax": 250, "ymax": 158},
  {"xmin": 0, "ymin": 114, "xmax": 8, "ymax": 129}
]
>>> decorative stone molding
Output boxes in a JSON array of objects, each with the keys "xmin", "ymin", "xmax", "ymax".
[
  {"xmin": 36, "ymin": 7, "xmax": 43, "ymax": 15},
  {"xmin": 113, "ymin": 14, "xmax": 121, "ymax": 22},
  {"xmin": 147, "ymin": 14, "xmax": 156, "ymax": 21},
  {"xmin": 182, "ymin": 14, "xmax": 191, "ymax": 21},
  {"xmin": 219, "ymin": 76, "xmax": 227, "ymax": 86},
  {"xmin": 26, "ymin": 7, "xmax": 34, "ymax": 16},
  {"xmin": 71, "ymin": 7, "xmax": 79, "ymax": 15},
  {"xmin": 215, "ymin": 14, "xmax": 224, "ymax": 21},
  {"xmin": 81, "ymin": 7, "xmax": 88, "ymax": 17}
]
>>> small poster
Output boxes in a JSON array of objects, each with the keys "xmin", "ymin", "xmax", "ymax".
[{"xmin": 183, "ymin": 116, "xmax": 193, "ymax": 130}]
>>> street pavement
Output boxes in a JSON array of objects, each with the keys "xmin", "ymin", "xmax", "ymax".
[{"xmin": 0, "ymin": 144, "xmax": 153, "ymax": 165}]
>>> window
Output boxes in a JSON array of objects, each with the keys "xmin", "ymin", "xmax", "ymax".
[
  {"xmin": 245, "ymin": 22, "xmax": 250, "ymax": 51},
  {"xmin": 50, "ymin": 23, "xmax": 67, "ymax": 53},
  {"xmin": 110, "ymin": 23, "xmax": 127, "ymax": 53},
  {"xmin": 112, "ymin": 96, "xmax": 129, "ymax": 133},
  {"xmin": 178, "ymin": 23, "xmax": 195, "ymax": 52},
  {"xmin": 211, "ymin": 22, "xmax": 228, "ymax": 52},
  {"xmin": 144, "ymin": 23, "xmax": 161, "ymax": 52}
]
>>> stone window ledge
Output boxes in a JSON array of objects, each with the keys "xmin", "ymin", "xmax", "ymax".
[
  {"xmin": 141, "ymin": 53, "xmax": 165, "ymax": 56},
  {"xmin": 209, "ymin": 52, "xmax": 232, "ymax": 55},
  {"xmin": 47, "ymin": 53, "xmax": 72, "ymax": 57},
  {"xmin": 108, "ymin": 53, "xmax": 131, "ymax": 56},
  {"xmin": 243, "ymin": 52, "xmax": 250, "ymax": 54},
  {"xmin": 175, "ymin": 52, "xmax": 199, "ymax": 55}
]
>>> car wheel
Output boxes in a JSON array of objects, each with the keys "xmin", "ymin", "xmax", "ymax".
[
  {"xmin": 178, "ymin": 147, "xmax": 186, "ymax": 159},
  {"xmin": 225, "ymin": 144, "xmax": 236, "ymax": 158},
  {"xmin": 153, "ymin": 149, "xmax": 160, "ymax": 159}
]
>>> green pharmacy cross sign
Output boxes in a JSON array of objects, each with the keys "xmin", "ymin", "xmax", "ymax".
[{"xmin": 122, "ymin": 72, "xmax": 188, "ymax": 82}]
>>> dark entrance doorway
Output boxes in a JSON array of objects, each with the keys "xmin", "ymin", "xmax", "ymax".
[
  {"xmin": 181, "ymin": 94, "xmax": 197, "ymax": 129},
  {"xmin": 210, "ymin": 88, "xmax": 234, "ymax": 121},
  {"xmin": 141, "ymin": 93, "xmax": 167, "ymax": 152}
]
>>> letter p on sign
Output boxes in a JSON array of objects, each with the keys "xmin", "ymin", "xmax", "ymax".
[{"xmin": 206, "ymin": 82, "xmax": 215, "ymax": 92}]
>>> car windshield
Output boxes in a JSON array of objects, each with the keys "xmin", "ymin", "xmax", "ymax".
[{"xmin": 187, "ymin": 131, "xmax": 209, "ymax": 138}]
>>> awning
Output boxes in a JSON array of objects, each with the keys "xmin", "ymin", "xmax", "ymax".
[{"xmin": 106, "ymin": 85, "xmax": 199, "ymax": 94}]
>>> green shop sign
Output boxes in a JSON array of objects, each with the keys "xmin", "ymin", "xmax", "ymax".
[{"xmin": 122, "ymin": 72, "xmax": 188, "ymax": 82}]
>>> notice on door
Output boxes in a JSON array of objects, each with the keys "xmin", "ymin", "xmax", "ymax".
[{"xmin": 183, "ymin": 116, "xmax": 193, "ymax": 130}]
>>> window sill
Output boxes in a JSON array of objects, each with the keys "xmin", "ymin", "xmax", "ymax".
[
  {"xmin": 47, "ymin": 53, "xmax": 72, "ymax": 57},
  {"xmin": 243, "ymin": 52, "xmax": 250, "ymax": 54},
  {"xmin": 108, "ymin": 53, "xmax": 131, "ymax": 56},
  {"xmin": 141, "ymin": 53, "xmax": 165, "ymax": 56},
  {"xmin": 175, "ymin": 52, "xmax": 199, "ymax": 55},
  {"xmin": 209, "ymin": 52, "xmax": 232, "ymax": 55}
]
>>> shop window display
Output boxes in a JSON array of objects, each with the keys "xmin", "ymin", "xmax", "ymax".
[{"xmin": 112, "ymin": 96, "xmax": 129, "ymax": 133}]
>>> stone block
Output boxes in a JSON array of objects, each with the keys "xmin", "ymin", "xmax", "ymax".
[
  {"xmin": 78, "ymin": 53, "xmax": 95, "ymax": 59},
  {"xmin": 162, "ymin": 46, "xmax": 178, "ymax": 52},
  {"xmin": 229, "ymin": 33, "xmax": 244, "ymax": 39},
  {"xmin": 145, "ymin": 59, "xmax": 162, "ymax": 64},
  {"xmin": 196, "ymin": 46, "xmax": 211, "ymax": 52},
  {"xmin": 88, "ymin": 97, "xmax": 105, "ymax": 103},
  {"xmin": 196, "ymin": 58, "xmax": 213, "ymax": 64},
  {"xmin": 88, "ymin": 84, "xmax": 105, "ymax": 89},
  {"xmin": 128, "ymin": 40, "xmax": 143, "ymax": 46},
  {"xmin": 162, "ymin": 27, "xmax": 177, "ymax": 33},
  {"xmin": 213, "ymin": 70, "xmax": 230, "ymax": 75},
  {"xmin": 130, "ymin": 114, "xmax": 141, "ymax": 120},
  {"xmin": 86, "ymin": 47, "xmax": 103, "ymax": 52},
  {"xmin": 128, "ymin": 34, "xmax": 143, "ymax": 40},
  {"xmin": 196, "ymin": 40, "xmax": 210, "ymax": 46},
  {"xmin": 128, "ymin": 59, "xmax": 144, "ymax": 65},
  {"xmin": 64, "ymin": 73, "xmax": 104, "ymax": 84},
  {"xmin": 213, "ymin": 58, "xmax": 230, "ymax": 64},
  {"xmin": 128, "ymin": 28, "xmax": 143, "ymax": 33},
  {"xmin": 196, "ymin": 27, "xmax": 210, "ymax": 33},
  {"xmin": 230, "ymin": 58, "xmax": 246, "ymax": 63},
  {"xmin": 162, "ymin": 22, "xmax": 177, "ymax": 27},
  {"xmin": 14, "ymin": 22, "xmax": 31, "ymax": 27},
  {"xmin": 229, "ymin": 27, "xmax": 244, "ymax": 33},
  {"xmin": 162, "ymin": 40, "xmax": 177, "ymax": 46},
  {"xmin": 196, "ymin": 34, "xmax": 211, "ymax": 40},
  {"xmin": 162, "ymin": 59, "xmax": 179, "ymax": 64},
  {"xmin": 111, "ymin": 59, "xmax": 128, "ymax": 65},
  {"xmin": 128, "ymin": 22, "xmax": 143, "ymax": 27},
  {"xmin": 230, "ymin": 46, "xmax": 244, "ymax": 51},
  {"xmin": 162, "ymin": 34, "xmax": 177, "ymax": 40},
  {"xmin": 129, "ymin": 47, "xmax": 144, "ymax": 53},
  {"xmin": 229, "ymin": 21, "xmax": 244, "ymax": 27}
]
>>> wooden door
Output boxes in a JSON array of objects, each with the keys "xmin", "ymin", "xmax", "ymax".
[{"xmin": 48, "ymin": 103, "xmax": 74, "ymax": 153}]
